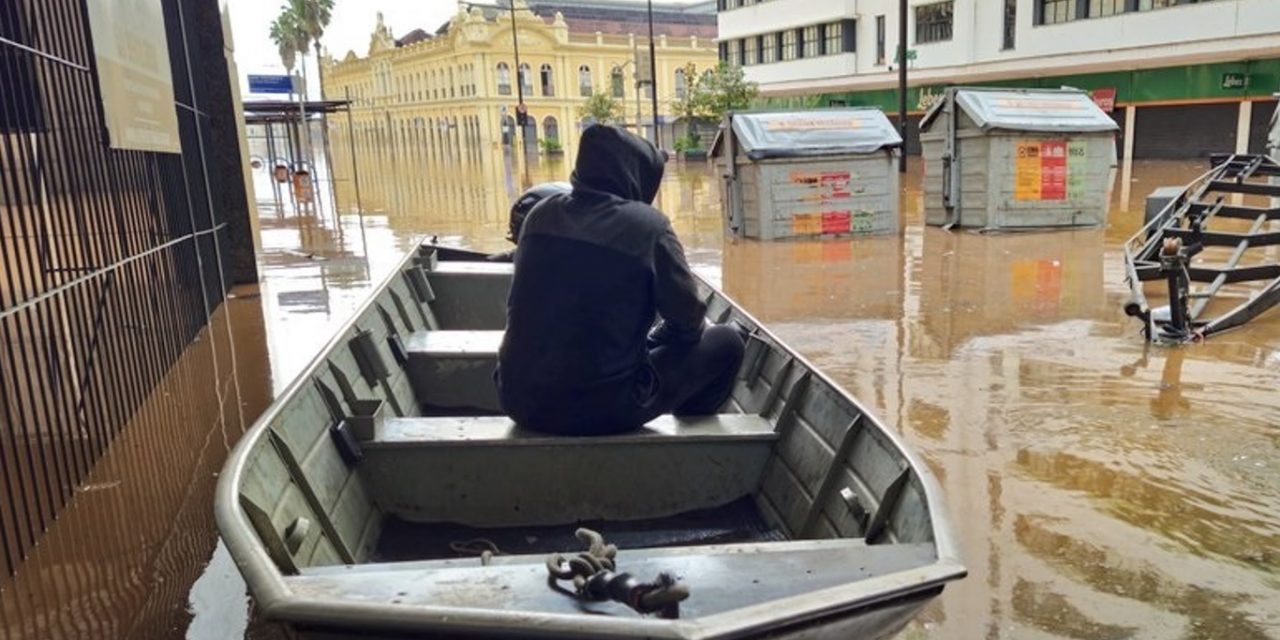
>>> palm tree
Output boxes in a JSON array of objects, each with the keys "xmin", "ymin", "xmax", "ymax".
[
  {"xmin": 268, "ymin": 13, "xmax": 300, "ymax": 75},
  {"xmin": 294, "ymin": 0, "xmax": 334, "ymax": 97},
  {"xmin": 268, "ymin": 5, "xmax": 315, "ymax": 173}
]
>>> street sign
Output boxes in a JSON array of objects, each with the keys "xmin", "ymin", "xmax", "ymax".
[
  {"xmin": 1091, "ymin": 87, "xmax": 1117, "ymax": 113},
  {"xmin": 893, "ymin": 49, "xmax": 917, "ymax": 64},
  {"xmin": 1221, "ymin": 73, "xmax": 1247, "ymax": 90},
  {"xmin": 248, "ymin": 74, "xmax": 293, "ymax": 95}
]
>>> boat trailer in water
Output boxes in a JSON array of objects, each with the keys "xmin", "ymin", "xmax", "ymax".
[{"xmin": 1123, "ymin": 153, "xmax": 1280, "ymax": 343}]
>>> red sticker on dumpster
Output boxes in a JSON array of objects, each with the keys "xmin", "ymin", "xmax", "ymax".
[{"xmin": 821, "ymin": 211, "xmax": 852, "ymax": 234}]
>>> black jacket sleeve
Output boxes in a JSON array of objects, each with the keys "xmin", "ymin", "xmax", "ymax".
[{"xmin": 650, "ymin": 223, "xmax": 706, "ymax": 346}]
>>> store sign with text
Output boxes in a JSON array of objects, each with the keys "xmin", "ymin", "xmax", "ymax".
[{"xmin": 85, "ymin": 0, "xmax": 181, "ymax": 153}]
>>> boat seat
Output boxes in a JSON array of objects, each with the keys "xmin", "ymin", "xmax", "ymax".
[
  {"xmin": 421, "ymin": 262, "xmax": 512, "ymax": 330},
  {"xmin": 361, "ymin": 414, "xmax": 777, "ymax": 527},
  {"xmin": 404, "ymin": 330, "xmax": 502, "ymax": 412}
]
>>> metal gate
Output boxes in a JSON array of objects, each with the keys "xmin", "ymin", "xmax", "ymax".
[{"xmin": 0, "ymin": 0, "xmax": 232, "ymax": 582}]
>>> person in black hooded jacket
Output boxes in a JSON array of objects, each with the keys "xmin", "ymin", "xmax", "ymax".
[{"xmin": 495, "ymin": 124, "xmax": 745, "ymax": 435}]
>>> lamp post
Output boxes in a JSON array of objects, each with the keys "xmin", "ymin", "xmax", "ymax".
[
  {"xmin": 898, "ymin": 0, "xmax": 908, "ymax": 173},
  {"xmin": 646, "ymin": 0, "xmax": 660, "ymax": 148},
  {"xmin": 509, "ymin": 4, "xmax": 528, "ymax": 154},
  {"xmin": 467, "ymin": 2, "xmax": 534, "ymax": 153}
]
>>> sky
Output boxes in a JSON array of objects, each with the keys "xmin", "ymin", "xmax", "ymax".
[{"xmin": 225, "ymin": 0, "xmax": 696, "ymax": 100}]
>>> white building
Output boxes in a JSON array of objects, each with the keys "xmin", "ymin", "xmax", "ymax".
[{"xmin": 716, "ymin": 0, "xmax": 1280, "ymax": 159}]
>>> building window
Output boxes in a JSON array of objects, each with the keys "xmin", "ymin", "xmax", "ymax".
[
  {"xmin": 579, "ymin": 65, "xmax": 592, "ymax": 97},
  {"xmin": 1003, "ymin": 0, "xmax": 1016, "ymax": 49},
  {"xmin": 875, "ymin": 16, "xmax": 886, "ymax": 64},
  {"xmin": 728, "ymin": 40, "xmax": 741, "ymax": 66},
  {"xmin": 449, "ymin": 68, "xmax": 455, "ymax": 98},
  {"xmin": 803, "ymin": 25, "xmax": 820, "ymax": 58},
  {"xmin": 1090, "ymin": 0, "xmax": 1125, "ymax": 16},
  {"xmin": 543, "ymin": 116, "xmax": 559, "ymax": 143},
  {"xmin": 540, "ymin": 63, "xmax": 554, "ymax": 97},
  {"xmin": 762, "ymin": 33, "xmax": 777, "ymax": 63},
  {"xmin": 674, "ymin": 67, "xmax": 687, "ymax": 99},
  {"xmin": 611, "ymin": 65, "xmax": 625, "ymax": 97},
  {"xmin": 743, "ymin": 36, "xmax": 757, "ymax": 66},
  {"xmin": 823, "ymin": 21, "xmax": 843, "ymax": 55},
  {"xmin": 1039, "ymin": 0, "xmax": 1074, "ymax": 24},
  {"xmin": 518, "ymin": 63, "xmax": 533, "ymax": 96},
  {"xmin": 781, "ymin": 29, "xmax": 797, "ymax": 61},
  {"xmin": 718, "ymin": 41, "xmax": 727, "ymax": 63},
  {"xmin": 915, "ymin": 2, "xmax": 953, "ymax": 43},
  {"xmin": 1138, "ymin": 0, "xmax": 1180, "ymax": 8},
  {"xmin": 496, "ymin": 62, "xmax": 511, "ymax": 95}
]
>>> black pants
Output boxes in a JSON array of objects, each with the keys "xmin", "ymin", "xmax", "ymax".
[
  {"xmin": 510, "ymin": 325, "xmax": 746, "ymax": 436},
  {"xmin": 646, "ymin": 324, "xmax": 747, "ymax": 417}
]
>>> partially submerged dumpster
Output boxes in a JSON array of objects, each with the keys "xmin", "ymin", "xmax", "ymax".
[
  {"xmin": 713, "ymin": 109, "xmax": 902, "ymax": 240},
  {"xmin": 921, "ymin": 87, "xmax": 1118, "ymax": 230}
]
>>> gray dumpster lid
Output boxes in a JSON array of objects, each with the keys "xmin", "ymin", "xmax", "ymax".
[
  {"xmin": 920, "ymin": 88, "xmax": 1119, "ymax": 134},
  {"xmin": 715, "ymin": 108, "xmax": 903, "ymax": 161}
]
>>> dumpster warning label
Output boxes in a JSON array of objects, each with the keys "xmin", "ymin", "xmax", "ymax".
[
  {"xmin": 1015, "ymin": 140, "xmax": 1072, "ymax": 201},
  {"xmin": 790, "ymin": 171, "xmax": 853, "ymax": 201},
  {"xmin": 791, "ymin": 211, "xmax": 854, "ymax": 235},
  {"xmin": 1067, "ymin": 141, "xmax": 1087, "ymax": 200}
]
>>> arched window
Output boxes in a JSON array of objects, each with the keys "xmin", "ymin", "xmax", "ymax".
[
  {"xmin": 674, "ymin": 68, "xmax": 687, "ymax": 100},
  {"xmin": 449, "ymin": 68, "xmax": 455, "ymax": 98},
  {"xmin": 501, "ymin": 115, "xmax": 515, "ymax": 146},
  {"xmin": 610, "ymin": 65, "xmax": 624, "ymax": 98},
  {"xmin": 496, "ymin": 62, "xmax": 511, "ymax": 96},
  {"xmin": 540, "ymin": 63, "xmax": 554, "ymax": 97},
  {"xmin": 543, "ymin": 116, "xmax": 560, "ymax": 143},
  {"xmin": 518, "ymin": 63, "xmax": 533, "ymax": 96},
  {"xmin": 578, "ymin": 65, "xmax": 592, "ymax": 97}
]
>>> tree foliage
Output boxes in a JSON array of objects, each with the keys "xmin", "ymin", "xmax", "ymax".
[
  {"xmin": 578, "ymin": 91, "xmax": 625, "ymax": 124},
  {"xmin": 268, "ymin": 11, "xmax": 305, "ymax": 72},
  {"xmin": 268, "ymin": 0, "xmax": 333, "ymax": 72},
  {"xmin": 673, "ymin": 62, "xmax": 760, "ymax": 123}
]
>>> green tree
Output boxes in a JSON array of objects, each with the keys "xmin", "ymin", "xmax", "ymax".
[
  {"xmin": 578, "ymin": 91, "xmax": 625, "ymax": 124},
  {"xmin": 293, "ymin": 0, "xmax": 335, "ymax": 93},
  {"xmin": 688, "ymin": 62, "xmax": 759, "ymax": 123},
  {"xmin": 268, "ymin": 11, "xmax": 305, "ymax": 73}
]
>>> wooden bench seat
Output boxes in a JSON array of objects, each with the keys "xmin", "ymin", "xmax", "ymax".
[
  {"xmin": 404, "ymin": 330, "xmax": 502, "ymax": 412},
  {"xmin": 361, "ymin": 414, "xmax": 777, "ymax": 527}
]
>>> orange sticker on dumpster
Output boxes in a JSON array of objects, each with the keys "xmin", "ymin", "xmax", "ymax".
[
  {"xmin": 1015, "ymin": 142, "xmax": 1041, "ymax": 200},
  {"xmin": 792, "ymin": 214, "xmax": 822, "ymax": 235},
  {"xmin": 1015, "ymin": 140, "xmax": 1071, "ymax": 201}
]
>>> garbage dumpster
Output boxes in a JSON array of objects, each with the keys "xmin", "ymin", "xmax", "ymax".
[
  {"xmin": 713, "ymin": 108, "xmax": 902, "ymax": 240},
  {"xmin": 921, "ymin": 87, "xmax": 1118, "ymax": 230}
]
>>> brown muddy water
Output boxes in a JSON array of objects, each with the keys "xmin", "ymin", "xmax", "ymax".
[{"xmin": 2, "ymin": 148, "xmax": 1277, "ymax": 640}]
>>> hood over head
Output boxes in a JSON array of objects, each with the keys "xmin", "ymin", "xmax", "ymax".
[{"xmin": 570, "ymin": 124, "xmax": 666, "ymax": 204}]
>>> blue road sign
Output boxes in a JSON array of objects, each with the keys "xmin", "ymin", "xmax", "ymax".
[{"xmin": 248, "ymin": 74, "xmax": 293, "ymax": 95}]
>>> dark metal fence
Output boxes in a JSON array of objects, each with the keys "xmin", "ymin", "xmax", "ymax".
[{"xmin": 0, "ymin": 0, "xmax": 232, "ymax": 581}]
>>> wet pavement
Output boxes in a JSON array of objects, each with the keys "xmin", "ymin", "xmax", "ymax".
[{"xmin": 2, "ymin": 148, "xmax": 1277, "ymax": 639}]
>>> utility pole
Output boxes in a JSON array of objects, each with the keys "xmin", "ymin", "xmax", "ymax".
[
  {"xmin": 509, "ymin": 4, "xmax": 526, "ymax": 154},
  {"xmin": 646, "ymin": 0, "xmax": 660, "ymax": 148},
  {"xmin": 898, "ymin": 0, "xmax": 908, "ymax": 173}
]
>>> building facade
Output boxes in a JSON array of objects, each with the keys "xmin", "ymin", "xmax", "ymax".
[
  {"xmin": 323, "ymin": 1, "xmax": 719, "ymax": 157},
  {"xmin": 717, "ymin": 0, "xmax": 1280, "ymax": 158}
]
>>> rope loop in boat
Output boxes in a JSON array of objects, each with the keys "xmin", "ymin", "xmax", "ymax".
[{"xmin": 545, "ymin": 528, "xmax": 690, "ymax": 619}]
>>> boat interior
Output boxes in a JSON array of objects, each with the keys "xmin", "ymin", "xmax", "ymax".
[{"xmin": 229, "ymin": 244, "xmax": 957, "ymax": 624}]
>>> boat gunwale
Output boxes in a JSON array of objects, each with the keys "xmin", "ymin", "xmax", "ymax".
[{"xmin": 214, "ymin": 238, "xmax": 966, "ymax": 638}]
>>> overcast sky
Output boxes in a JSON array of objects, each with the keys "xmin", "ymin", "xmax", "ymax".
[{"xmin": 225, "ymin": 0, "xmax": 695, "ymax": 99}]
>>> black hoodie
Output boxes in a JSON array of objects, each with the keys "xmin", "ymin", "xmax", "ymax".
[{"xmin": 495, "ymin": 125, "xmax": 706, "ymax": 433}]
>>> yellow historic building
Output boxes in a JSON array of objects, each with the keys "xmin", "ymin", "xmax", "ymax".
[{"xmin": 323, "ymin": 1, "xmax": 719, "ymax": 157}]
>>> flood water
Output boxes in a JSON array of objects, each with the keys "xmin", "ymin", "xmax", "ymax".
[{"xmin": 2, "ymin": 145, "xmax": 1277, "ymax": 639}]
